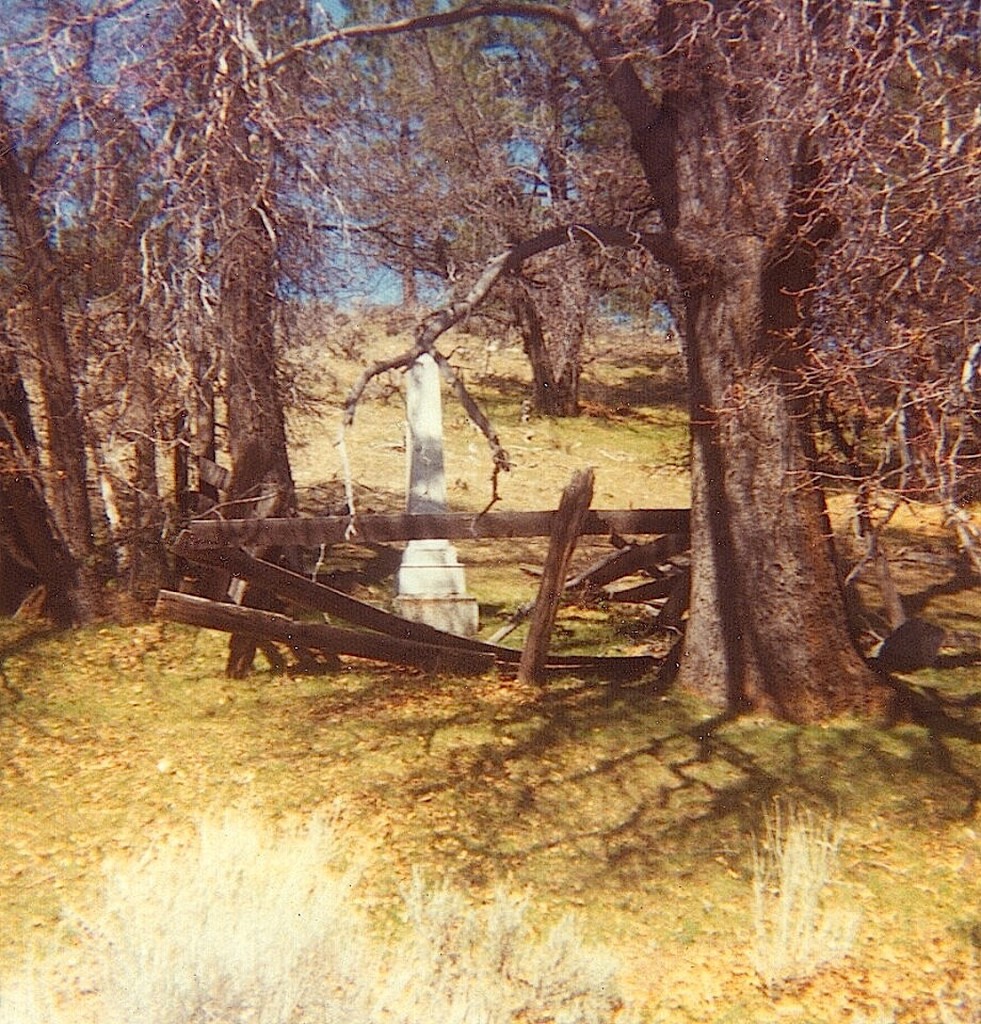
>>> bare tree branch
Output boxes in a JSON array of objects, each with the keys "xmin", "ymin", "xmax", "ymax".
[
  {"xmin": 340, "ymin": 220, "xmax": 676, "ymax": 465},
  {"xmin": 266, "ymin": 2, "xmax": 588, "ymax": 70}
]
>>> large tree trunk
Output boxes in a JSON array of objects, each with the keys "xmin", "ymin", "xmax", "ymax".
[
  {"xmin": 222, "ymin": 207, "xmax": 294, "ymax": 515},
  {"xmin": 667, "ymin": 115, "xmax": 887, "ymax": 718},
  {"xmin": 678, "ymin": 254, "xmax": 884, "ymax": 719},
  {"xmin": 0, "ymin": 110, "xmax": 104, "ymax": 622},
  {"xmin": 219, "ymin": 150, "xmax": 297, "ymax": 676},
  {"xmin": 580, "ymin": 12, "xmax": 890, "ymax": 720}
]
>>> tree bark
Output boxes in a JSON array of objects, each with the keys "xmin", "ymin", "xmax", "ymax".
[
  {"xmin": 122, "ymin": 315, "xmax": 169, "ymax": 607},
  {"xmin": 0, "ymin": 110, "xmax": 104, "ymax": 621},
  {"xmin": 512, "ymin": 285, "xmax": 581, "ymax": 417},
  {"xmin": 679, "ymin": 256, "xmax": 883, "ymax": 718},
  {"xmin": 0, "ymin": 344, "xmax": 76, "ymax": 624},
  {"xmin": 668, "ymin": 131, "xmax": 886, "ymax": 718},
  {"xmin": 220, "ymin": 118, "xmax": 295, "ymax": 517},
  {"xmin": 219, "ymin": 136, "xmax": 297, "ymax": 676}
]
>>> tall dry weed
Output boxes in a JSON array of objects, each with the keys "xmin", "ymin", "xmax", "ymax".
[
  {"xmin": 378, "ymin": 870, "xmax": 624, "ymax": 1024},
  {"xmin": 751, "ymin": 801, "xmax": 860, "ymax": 995},
  {"xmin": 91, "ymin": 808, "xmax": 367, "ymax": 1024},
  {"xmin": 0, "ymin": 808, "xmax": 626, "ymax": 1024}
]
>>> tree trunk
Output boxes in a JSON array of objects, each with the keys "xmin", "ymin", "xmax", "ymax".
[
  {"xmin": 0, "ymin": 343, "xmax": 76, "ymax": 625},
  {"xmin": 512, "ymin": 285, "xmax": 581, "ymax": 417},
  {"xmin": 0, "ymin": 110, "xmax": 104, "ymax": 621},
  {"xmin": 219, "ymin": 152, "xmax": 297, "ymax": 676},
  {"xmin": 677, "ymin": 254, "xmax": 886, "ymax": 719},
  {"xmin": 123, "ymin": 315, "xmax": 169, "ymax": 607},
  {"xmin": 668, "ymin": 141, "xmax": 887, "ymax": 718},
  {"xmin": 222, "ymin": 217, "xmax": 294, "ymax": 514},
  {"xmin": 579, "ymin": 14, "xmax": 890, "ymax": 720}
]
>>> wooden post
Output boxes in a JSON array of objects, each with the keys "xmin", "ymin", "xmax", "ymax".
[{"xmin": 518, "ymin": 468, "xmax": 594, "ymax": 685}]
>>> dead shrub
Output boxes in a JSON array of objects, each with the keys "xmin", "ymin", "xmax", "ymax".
[
  {"xmin": 751, "ymin": 801, "xmax": 860, "ymax": 995},
  {"xmin": 0, "ymin": 808, "xmax": 627, "ymax": 1024}
]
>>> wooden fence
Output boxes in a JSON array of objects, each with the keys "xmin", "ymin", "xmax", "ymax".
[{"xmin": 156, "ymin": 483, "xmax": 690, "ymax": 684}]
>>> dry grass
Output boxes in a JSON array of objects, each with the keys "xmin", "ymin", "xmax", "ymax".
[
  {"xmin": 0, "ymin": 615, "xmax": 979, "ymax": 1024},
  {"xmin": 0, "ymin": 809, "xmax": 627, "ymax": 1024},
  {"xmin": 751, "ymin": 802, "xmax": 861, "ymax": 995}
]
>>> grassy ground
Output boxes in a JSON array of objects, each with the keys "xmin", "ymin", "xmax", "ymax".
[{"xmin": 1, "ymin": 324, "xmax": 979, "ymax": 1022}]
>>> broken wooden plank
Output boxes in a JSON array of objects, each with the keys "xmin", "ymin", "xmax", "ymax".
[
  {"xmin": 197, "ymin": 457, "xmax": 231, "ymax": 493},
  {"xmin": 155, "ymin": 589, "xmax": 655, "ymax": 680},
  {"xmin": 155, "ymin": 590, "xmax": 495, "ymax": 675},
  {"xmin": 171, "ymin": 539, "xmax": 653, "ymax": 675},
  {"xmin": 566, "ymin": 534, "xmax": 690, "ymax": 590},
  {"xmin": 180, "ymin": 507, "xmax": 690, "ymax": 549},
  {"xmin": 605, "ymin": 569, "xmax": 690, "ymax": 629},
  {"xmin": 604, "ymin": 576, "xmax": 681, "ymax": 603},
  {"xmin": 518, "ymin": 469, "xmax": 595, "ymax": 686},
  {"xmin": 655, "ymin": 568, "xmax": 690, "ymax": 629},
  {"xmin": 174, "ymin": 538, "xmax": 501, "ymax": 654}
]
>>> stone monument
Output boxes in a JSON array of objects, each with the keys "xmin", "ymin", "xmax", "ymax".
[{"xmin": 394, "ymin": 353, "xmax": 480, "ymax": 636}]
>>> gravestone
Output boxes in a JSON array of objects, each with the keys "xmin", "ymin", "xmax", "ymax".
[{"xmin": 394, "ymin": 353, "xmax": 479, "ymax": 636}]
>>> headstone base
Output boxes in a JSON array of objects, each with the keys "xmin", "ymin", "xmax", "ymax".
[
  {"xmin": 397, "ymin": 539, "xmax": 468, "ymax": 596},
  {"xmin": 393, "ymin": 594, "xmax": 480, "ymax": 637}
]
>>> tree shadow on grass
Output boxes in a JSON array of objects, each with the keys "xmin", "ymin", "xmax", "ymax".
[
  {"xmin": 296, "ymin": 663, "xmax": 981, "ymax": 901},
  {"xmin": 902, "ymin": 558, "xmax": 981, "ymax": 619},
  {"xmin": 885, "ymin": 679, "xmax": 981, "ymax": 816},
  {"xmin": 580, "ymin": 367, "xmax": 688, "ymax": 414}
]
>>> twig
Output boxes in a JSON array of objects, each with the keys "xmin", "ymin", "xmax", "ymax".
[{"xmin": 487, "ymin": 599, "xmax": 536, "ymax": 644}]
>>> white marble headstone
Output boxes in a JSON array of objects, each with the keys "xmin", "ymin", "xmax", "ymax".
[{"xmin": 395, "ymin": 353, "xmax": 479, "ymax": 636}]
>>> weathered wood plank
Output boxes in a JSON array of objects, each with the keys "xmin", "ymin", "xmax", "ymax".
[
  {"xmin": 155, "ymin": 589, "xmax": 655, "ymax": 680},
  {"xmin": 180, "ymin": 508, "xmax": 690, "ymax": 548},
  {"xmin": 155, "ymin": 590, "xmax": 495, "ymax": 675},
  {"xmin": 518, "ymin": 469, "xmax": 595, "ymax": 686},
  {"xmin": 604, "ymin": 576, "xmax": 681, "ymax": 603},
  {"xmin": 197, "ymin": 457, "xmax": 231, "ymax": 493},
  {"xmin": 656, "ymin": 568, "xmax": 691, "ymax": 629},
  {"xmin": 174, "ymin": 540, "xmax": 502, "ymax": 654},
  {"xmin": 566, "ymin": 534, "xmax": 690, "ymax": 590},
  {"xmin": 171, "ymin": 540, "xmax": 655, "ymax": 675}
]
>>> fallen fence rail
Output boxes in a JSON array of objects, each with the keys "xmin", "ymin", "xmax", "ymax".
[
  {"xmin": 155, "ymin": 589, "xmax": 656, "ymax": 680},
  {"xmin": 161, "ymin": 500, "xmax": 688, "ymax": 680}
]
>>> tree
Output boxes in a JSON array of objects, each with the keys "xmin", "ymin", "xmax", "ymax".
[
  {"xmin": 328, "ymin": 5, "xmax": 651, "ymax": 415},
  {"xmin": 0, "ymin": 1, "xmax": 178, "ymax": 621},
  {"xmin": 804, "ymin": 6, "xmax": 981, "ymax": 579},
  {"xmin": 0, "ymin": 103, "xmax": 106, "ymax": 622},
  {"xmin": 0, "ymin": 327, "xmax": 76, "ymax": 625},
  {"xmin": 0, "ymin": 0, "xmax": 339, "ymax": 627},
  {"xmin": 275, "ymin": 0, "xmax": 977, "ymax": 721}
]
